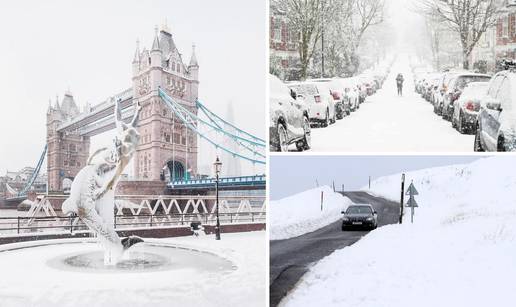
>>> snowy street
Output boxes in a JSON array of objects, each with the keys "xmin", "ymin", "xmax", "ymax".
[
  {"xmin": 280, "ymin": 157, "xmax": 516, "ymax": 307},
  {"xmin": 270, "ymin": 191, "xmax": 399, "ymax": 306},
  {"xmin": 309, "ymin": 57, "xmax": 475, "ymax": 152}
]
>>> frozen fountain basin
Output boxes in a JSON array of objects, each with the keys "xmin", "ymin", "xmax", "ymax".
[{"xmin": 46, "ymin": 242, "xmax": 236, "ymax": 273}]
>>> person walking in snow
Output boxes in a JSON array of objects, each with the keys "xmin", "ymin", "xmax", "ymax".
[{"xmin": 396, "ymin": 73, "xmax": 404, "ymax": 96}]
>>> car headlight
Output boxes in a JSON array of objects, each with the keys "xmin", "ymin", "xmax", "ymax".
[
  {"xmin": 343, "ymin": 217, "xmax": 349, "ymax": 221},
  {"xmin": 367, "ymin": 217, "xmax": 373, "ymax": 221}
]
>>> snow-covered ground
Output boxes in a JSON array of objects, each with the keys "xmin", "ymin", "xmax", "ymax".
[
  {"xmin": 270, "ymin": 186, "xmax": 351, "ymax": 240},
  {"xmin": 0, "ymin": 231, "xmax": 266, "ymax": 307},
  {"xmin": 282, "ymin": 156, "xmax": 516, "ymax": 307},
  {"xmin": 309, "ymin": 55, "xmax": 474, "ymax": 152}
]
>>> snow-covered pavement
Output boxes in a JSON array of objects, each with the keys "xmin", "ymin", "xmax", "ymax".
[
  {"xmin": 0, "ymin": 231, "xmax": 266, "ymax": 307},
  {"xmin": 309, "ymin": 56, "xmax": 474, "ymax": 152},
  {"xmin": 281, "ymin": 157, "xmax": 516, "ymax": 307}
]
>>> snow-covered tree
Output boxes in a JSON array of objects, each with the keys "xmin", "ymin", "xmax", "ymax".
[
  {"xmin": 274, "ymin": 0, "xmax": 335, "ymax": 79},
  {"xmin": 417, "ymin": 0, "xmax": 501, "ymax": 69}
]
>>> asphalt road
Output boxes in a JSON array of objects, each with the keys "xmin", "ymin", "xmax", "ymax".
[{"xmin": 269, "ymin": 191, "xmax": 400, "ymax": 306}]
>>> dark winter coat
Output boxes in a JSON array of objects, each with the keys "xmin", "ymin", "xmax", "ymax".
[{"xmin": 396, "ymin": 75, "xmax": 404, "ymax": 86}]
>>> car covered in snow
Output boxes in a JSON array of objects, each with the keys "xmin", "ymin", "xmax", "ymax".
[
  {"xmin": 475, "ymin": 68, "xmax": 516, "ymax": 151},
  {"xmin": 442, "ymin": 73, "xmax": 491, "ymax": 121},
  {"xmin": 303, "ymin": 81, "xmax": 337, "ymax": 126},
  {"xmin": 329, "ymin": 78, "xmax": 360, "ymax": 112},
  {"xmin": 308, "ymin": 78, "xmax": 349, "ymax": 119},
  {"xmin": 349, "ymin": 76, "xmax": 368, "ymax": 103},
  {"xmin": 288, "ymin": 81, "xmax": 336, "ymax": 127},
  {"xmin": 341, "ymin": 204, "xmax": 378, "ymax": 230},
  {"xmin": 451, "ymin": 81, "xmax": 489, "ymax": 134},
  {"xmin": 434, "ymin": 72, "xmax": 460, "ymax": 115},
  {"xmin": 269, "ymin": 74, "xmax": 311, "ymax": 152}
]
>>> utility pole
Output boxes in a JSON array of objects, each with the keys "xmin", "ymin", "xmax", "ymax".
[
  {"xmin": 315, "ymin": 179, "xmax": 319, "ymax": 187},
  {"xmin": 368, "ymin": 176, "xmax": 371, "ymax": 189},
  {"xmin": 342, "ymin": 184, "xmax": 344, "ymax": 192},
  {"xmin": 332, "ymin": 180, "xmax": 335, "ymax": 192},
  {"xmin": 399, "ymin": 173, "xmax": 405, "ymax": 224},
  {"xmin": 320, "ymin": 4, "xmax": 325, "ymax": 77}
]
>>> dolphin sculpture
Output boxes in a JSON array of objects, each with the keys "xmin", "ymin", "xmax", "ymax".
[{"xmin": 62, "ymin": 98, "xmax": 143, "ymax": 264}]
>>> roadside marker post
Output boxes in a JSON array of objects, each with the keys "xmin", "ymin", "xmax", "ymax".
[
  {"xmin": 405, "ymin": 181, "xmax": 419, "ymax": 223},
  {"xmin": 321, "ymin": 191, "xmax": 324, "ymax": 211},
  {"xmin": 399, "ymin": 174, "xmax": 405, "ymax": 224}
]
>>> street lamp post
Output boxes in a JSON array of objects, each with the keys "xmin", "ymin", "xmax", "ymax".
[{"xmin": 214, "ymin": 157, "xmax": 222, "ymax": 240}]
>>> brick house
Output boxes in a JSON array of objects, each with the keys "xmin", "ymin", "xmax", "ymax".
[
  {"xmin": 269, "ymin": 5, "xmax": 299, "ymax": 79},
  {"xmin": 495, "ymin": 0, "xmax": 516, "ymax": 61}
]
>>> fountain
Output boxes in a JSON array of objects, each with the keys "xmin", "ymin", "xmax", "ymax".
[{"xmin": 0, "ymin": 99, "xmax": 237, "ymax": 276}]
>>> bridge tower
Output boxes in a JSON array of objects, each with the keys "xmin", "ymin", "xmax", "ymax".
[
  {"xmin": 46, "ymin": 92, "xmax": 90, "ymax": 192},
  {"xmin": 132, "ymin": 26, "xmax": 199, "ymax": 181}
]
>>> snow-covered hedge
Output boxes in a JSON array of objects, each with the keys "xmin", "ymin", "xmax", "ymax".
[{"xmin": 270, "ymin": 186, "xmax": 351, "ymax": 240}]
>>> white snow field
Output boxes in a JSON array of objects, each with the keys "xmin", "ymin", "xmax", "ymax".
[
  {"xmin": 309, "ymin": 55, "xmax": 474, "ymax": 152},
  {"xmin": 282, "ymin": 157, "xmax": 516, "ymax": 307},
  {"xmin": 0, "ymin": 231, "xmax": 266, "ymax": 307},
  {"xmin": 270, "ymin": 186, "xmax": 351, "ymax": 240}
]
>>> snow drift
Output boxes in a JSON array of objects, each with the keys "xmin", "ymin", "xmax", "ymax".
[
  {"xmin": 270, "ymin": 186, "xmax": 351, "ymax": 240},
  {"xmin": 282, "ymin": 156, "xmax": 516, "ymax": 307}
]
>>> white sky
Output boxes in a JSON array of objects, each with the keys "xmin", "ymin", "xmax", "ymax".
[{"xmin": 0, "ymin": 0, "xmax": 265, "ymax": 176}]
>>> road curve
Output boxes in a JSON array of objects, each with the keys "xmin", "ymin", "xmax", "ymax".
[{"xmin": 269, "ymin": 191, "xmax": 400, "ymax": 307}]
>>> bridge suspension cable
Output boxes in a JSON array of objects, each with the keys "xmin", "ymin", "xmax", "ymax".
[
  {"xmin": 158, "ymin": 88, "xmax": 265, "ymax": 165},
  {"xmin": 8, "ymin": 144, "xmax": 47, "ymax": 198}
]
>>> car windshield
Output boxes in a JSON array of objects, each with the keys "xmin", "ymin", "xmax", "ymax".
[
  {"xmin": 346, "ymin": 206, "xmax": 372, "ymax": 214},
  {"xmin": 455, "ymin": 75, "xmax": 491, "ymax": 90}
]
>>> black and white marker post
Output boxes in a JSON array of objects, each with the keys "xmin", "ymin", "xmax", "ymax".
[
  {"xmin": 399, "ymin": 174, "xmax": 405, "ymax": 224},
  {"xmin": 405, "ymin": 181, "xmax": 419, "ymax": 223}
]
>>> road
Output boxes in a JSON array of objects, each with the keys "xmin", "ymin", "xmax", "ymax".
[
  {"xmin": 269, "ymin": 191, "xmax": 400, "ymax": 307},
  {"xmin": 308, "ymin": 56, "xmax": 475, "ymax": 152}
]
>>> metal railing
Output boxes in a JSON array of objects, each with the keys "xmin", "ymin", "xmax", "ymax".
[{"xmin": 0, "ymin": 211, "xmax": 266, "ymax": 236}]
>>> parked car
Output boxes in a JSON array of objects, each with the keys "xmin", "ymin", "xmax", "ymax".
[
  {"xmin": 304, "ymin": 81, "xmax": 337, "ymax": 125},
  {"xmin": 309, "ymin": 78, "xmax": 349, "ymax": 119},
  {"xmin": 434, "ymin": 72, "xmax": 459, "ymax": 115},
  {"xmin": 442, "ymin": 73, "xmax": 491, "ymax": 121},
  {"xmin": 288, "ymin": 81, "xmax": 335, "ymax": 127},
  {"xmin": 332, "ymin": 78, "xmax": 360, "ymax": 112},
  {"xmin": 349, "ymin": 76, "xmax": 368, "ymax": 103},
  {"xmin": 341, "ymin": 204, "xmax": 378, "ymax": 230},
  {"xmin": 269, "ymin": 74, "xmax": 311, "ymax": 152},
  {"xmin": 288, "ymin": 82, "xmax": 326, "ymax": 124},
  {"xmin": 451, "ymin": 81, "xmax": 488, "ymax": 134},
  {"xmin": 475, "ymin": 69, "xmax": 516, "ymax": 151}
]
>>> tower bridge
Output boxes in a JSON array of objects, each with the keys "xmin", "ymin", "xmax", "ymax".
[
  {"xmin": 47, "ymin": 26, "xmax": 201, "ymax": 192},
  {"xmin": 4, "ymin": 25, "xmax": 265, "ymax": 206}
]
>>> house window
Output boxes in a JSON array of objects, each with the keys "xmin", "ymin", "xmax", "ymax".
[
  {"xmin": 274, "ymin": 20, "xmax": 281, "ymax": 41},
  {"xmin": 177, "ymin": 64, "xmax": 181, "ymax": 73},
  {"xmin": 503, "ymin": 16, "xmax": 509, "ymax": 37}
]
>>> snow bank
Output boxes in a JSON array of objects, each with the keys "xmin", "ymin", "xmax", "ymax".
[
  {"xmin": 270, "ymin": 186, "xmax": 351, "ymax": 240},
  {"xmin": 282, "ymin": 156, "xmax": 516, "ymax": 307}
]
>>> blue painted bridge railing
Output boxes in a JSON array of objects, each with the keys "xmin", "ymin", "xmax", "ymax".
[{"xmin": 168, "ymin": 175, "xmax": 266, "ymax": 188}]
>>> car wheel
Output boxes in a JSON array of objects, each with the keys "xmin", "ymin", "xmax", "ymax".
[
  {"xmin": 497, "ymin": 135, "xmax": 507, "ymax": 152},
  {"xmin": 474, "ymin": 126, "xmax": 484, "ymax": 152},
  {"xmin": 336, "ymin": 106, "xmax": 343, "ymax": 120},
  {"xmin": 277, "ymin": 123, "xmax": 289, "ymax": 152},
  {"xmin": 322, "ymin": 110, "xmax": 329, "ymax": 127},
  {"xmin": 296, "ymin": 116, "xmax": 311, "ymax": 151},
  {"xmin": 458, "ymin": 112, "xmax": 466, "ymax": 134}
]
